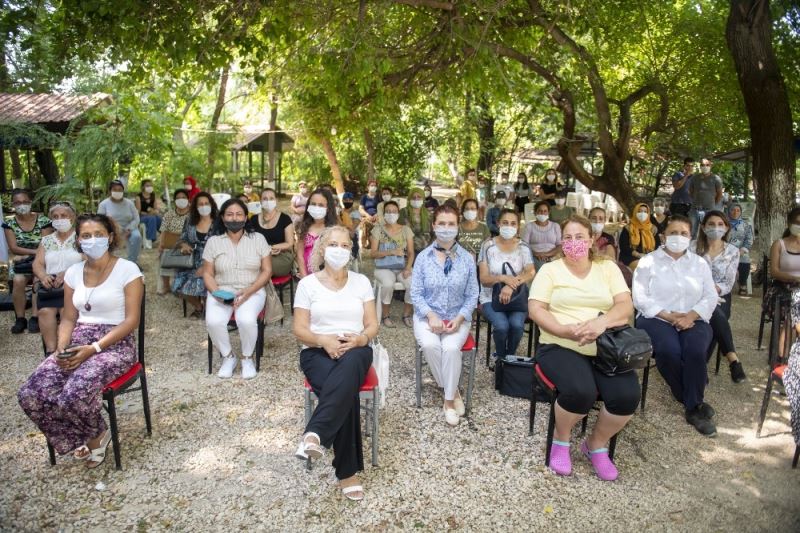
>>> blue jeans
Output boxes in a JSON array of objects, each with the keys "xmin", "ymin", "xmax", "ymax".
[
  {"xmin": 127, "ymin": 228, "xmax": 142, "ymax": 263},
  {"xmin": 481, "ymin": 304, "xmax": 527, "ymax": 357},
  {"xmin": 140, "ymin": 214, "xmax": 162, "ymax": 241}
]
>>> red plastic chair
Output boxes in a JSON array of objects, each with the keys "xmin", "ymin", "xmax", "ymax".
[
  {"xmin": 207, "ymin": 307, "xmax": 266, "ymax": 373},
  {"xmin": 303, "ymin": 365, "xmax": 380, "ymax": 468},
  {"xmin": 415, "ymin": 333, "xmax": 477, "ymax": 415}
]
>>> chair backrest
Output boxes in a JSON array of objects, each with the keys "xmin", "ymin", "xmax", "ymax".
[{"xmin": 523, "ymin": 202, "xmax": 535, "ymax": 224}]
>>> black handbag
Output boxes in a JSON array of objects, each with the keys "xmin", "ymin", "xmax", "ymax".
[
  {"xmin": 13, "ymin": 256, "xmax": 34, "ymax": 274},
  {"xmin": 37, "ymin": 285, "xmax": 65, "ymax": 303},
  {"xmin": 495, "ymin": 355, "xmax": 534, "ymax": 399},
  {"xmin": 594, "ymin": 324, "xmax": 653, "ymax": 376},
  {"xmin": 160, "ymin": 245, "xmax": 194, "ymax": 270},
  {"xmin": 491, "ymin": 262, "xmax": 529, "ymax": 313}
]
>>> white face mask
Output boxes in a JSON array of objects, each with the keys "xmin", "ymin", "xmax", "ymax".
[
  {"xmin": 546, "ymin": 174, "xmax": 556, "ymax": 182},
  {"xmin": 665, "ymin": 235, "xmax": 691, "ymax": 254},
  {"xmin": 410, "ymin": 199, "xmax": 423, "ymax": 209},
  {"xmin": 324, "ymin": 246, "xmax": 351, "ymax": 270},
  {"xmin": 15, "ymin": 203, "xmax": 32, "ymax": 215},
  {"xmin": 555, "ymin": 199, "xmax": 566, "ymax": 207},
  {"xmin": 535, "ymin": 214, "xmax": 549, "ymax": 223},
  {"xmin": 463, "ymin": 210, "xmax": 478, "ymax": 221},
  {"xmin": 704, "ymin": 227, "xmax": 727, "ymax": 241},
  {"xmin": 80, "ymin": 237, "xmax": 110, "ymax": 259},
  {"xmin": 111, "ymin": 191, "xmax": 124, "ymax": 200},
  {"xmin": 51, "ymin": 219, "xmax": 73, "ymax": 233},
  {"xmin": 700, "ymin": 165, "xmax": 711, "ymax": 174},
  {"xmin": 175, "ymin": 198, "xmax": 189, "ymax": 209},
  {"xmin": 197, "ymin": 205, "xmax": 212, "ymax": 217},
  {"xmin": 384, "ymin": 213, "xmax": 399, "ymax": 225},
  {"xmin": 247, "ymin": 201, "xmax": 261, "ymax": 214},
  {"xmin": 635, "ymin": 212, "xmax": 649, "ymax": 222},
  {"xmin": 382, "ymin": 194, "xmax": 392, "ymax": 202},
  {"xmin": 495, "ymin": 199, "xmax": 506, "ymax": 207},
  {"xmin": 368, "ymin": 185, "xmax": 377, "ymax": 194},
  {"xmin": 790, "ymin": 224, "xmax": 800, "ymax": 237},
  {"xmin": 261, "ymin": 199, "xmax": 277, "ymax": 212},
  {"xmin": 499, "ymin": 226, "xmax": 517, "ymax": 240},
  {"xmin": 434, "ymin": 226, "xmax": 458, "ymax": 243},
  {"xmin": 308, "ymin": 205, "xmax": 327, "ymax": 220},
  {"xmin": 653, "ymin": 206, "xmax": 665, "ymax": 215},
  {"xmin": 591, "ymin": 222, "xmax": 605, "ymax": 234},
  {"xmin": 243, "ymin": 186, "xmax": 252, "ymax": 194},
  {"xmin": 144, "ymin": 186, "xmax": 154, "ymax": 194}
]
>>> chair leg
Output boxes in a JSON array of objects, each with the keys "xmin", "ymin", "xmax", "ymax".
[
  {"xmin": 182, "ymin": 298, "xmax": 187, "ymax": 318},
  {"xmin": 207, "ymin": 334, "xmax": 213, "ymax": 375},
  {"xmin": 255, "ymin": 319, "xmax": 264, "ymax": 372},
  {"xmin": 714, "ymin": 346, "xmax": 722, "ymax": 375},
  {"xmin": 372, "ymin": 388, "xmax": 379, "ymax": 466},
  {"xmin": 527, "ymin": 321, "xmax": 534, "ymax": 358},
  {"xmin": 465, "ymin": 348, "xmax": 476, "ymax": 416},
  {"xmin": 47, "ymin": 441, "xmax": 56, "ymax": 465},
  {"xmin": 757, "ymin": 308, "xmax": 767, "ymax": 350},
  {"xmin": 640, "ymin": 364, "xmax": 650, "ymax": 413},
  {"xmin": 756, "ymin": 373, "xmax": 775, "ymax": 437},
  {"xmin": 474, "ymin": 312, "xmax": 482, "ymax": 363},
  {"xmin": 105, "ymin": 392, "xmax": 123, "ymax": 470},
  {"xmin": 415, "ymin": 348, "xmax": 422, "ymax": 408},
  {"xmin": 485, "ymin": 319, "xmax": 493, "ymax": 368},
  {"xmin": 609, "ymin": 433, "xmax": 618, "ymax": 462},
  {"xmin": 529, "ymin": 395, "xmax": 537, "ymax": 436},
  {"xmin": 544, "ymin": 401, "xmax": 556, "ymax": 467},
  {"xmin": 793, "ymin": 445, "xmax": 799, "ymax": 469},
  {"xmin": 140, "ymin": 371, "xmax": 153, "ymax": 436}
]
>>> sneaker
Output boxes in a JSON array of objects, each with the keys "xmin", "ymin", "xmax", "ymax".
[
  {"xmin": 729, "ymin": 361, "xmax": 746, "ymax": 383},
  {"xmin": 143, "ymin": 239, "xmax": 152, "ymax": 250},
  {"xmin": 443, "ymin": 405, "xmax": 460, "ymax": 426},
  {"xmin": 27, "ymin": 316, "xmax": 39, "ymax": 333},
  {"xmin": 11, "ymin": 317, "xmax": 27, "ymax": 334},
  {"xmin": 548, "ymin": 441, "xmax": 572, "ymax": 476},
  {"xmin": 699, "ymin": 402, "xmax": 716, "ymax": 419},
  {"xmin": 217, "ymin": 355, "xmax": 237, "ymax": 379},
  {"xmin": 686, "ymin": 406, "xmax": 717, "ymax": 437},
  {"xmin": 241, "ymin": 358, "xmax": 257, "ymax": 379},
  {"xmin": 580, "ymin": 440, "xmax": 618, "ymax": 481}
]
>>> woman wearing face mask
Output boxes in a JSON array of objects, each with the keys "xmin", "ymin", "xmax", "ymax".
[
  {"xmin": 423, "ymin": 185, "xmax": 439, "ymax": 213},
  {"xmin": 370, "ymin": 201, "xmax": 415, "ymax": 328},
  {"xmin": 513, "ymin": 172, "xmax": 531, "ymax": 213},
  {"xmin": 399, "ymin": 187, "xmax": 432, "ymax": 255},
  {"xmin": 479, "ymin": 209, "xmax": 535, "ymax": 358},
  {"xmin": 486, "ymin": 191, "xmax": 507, "ymax": 236},
  {"xmin": 134, "ymin": 179, "xmax": 162, "ymax": 247},
  {"xmin": 293, "ymin": 226, "xmax": 378, "ymax": 501},
  {"xmin": 633, "ymin": 215, "xmax": 719, "ymax": 437},
  {"xmin": 411, "ymin": 205, "xmax": 480, "ymax": 426},
  {"xmin": 375, "ymin": 186, "xmax": 394, "ymax": 224},
  {"xmin": 529, "ymin": 216, "xmax": 638, "ymax": 481},
  {"xmin": 18, "ymin": 213, "xmax": 143, "ymax": 468},
  {"xmin": 157, "ymin": 189, "xmax": 191, "ymax": 295},
  {"xmin": 290, "ymin": 181, "xmax": 310, "ymax": 223},
  {"xmin": 98, "ymin": 180, "xmax": 141, "ymax": 264},
  {"xmin": 247, "ymin": 188, "xmax": 295, "ymax": 277},
  {"xmin": 458, "ymin": 198, "xmax": 490, "ymax": 257},
  {"xmin": 618, "ymin": 203, "xmax": 658, "ymax": 269},
  {"xmin": 764, "ymin": 207, "xmax": 800, "ymax": 357},
  {"xmin": 726, "ymin": 203, "xmax": 754, "ymax": 296},
  {"xmin": 690, "ymin": 211, "xmax": 747, "ymax": 383},
  {"xmin": 549, "ymin": 191, "xmax": 574, "ymax": 224},
  {"xmin": 182, "ymin": 176, "xmax": 201, "ymax": 201},
  {"xmin": 296, "ymin": 189, "xmax": 338, "ymax": 279},
  {"xmin": 32, "ymin": 202, "xmax": 83, "ymax": 353},
  {"xmin": 522, "ymin": 201, "xmax": 561, "ymax": 271},
  {"xmin": 650, "ymin": 199, "xmax": 668, "ymax": 235},
  {"xmin": 588, "ymin": 207, "xmax": 617, "ymax": 260},
  {"xmin": 538, "ymin": 169, "xmax": 562, "ymax": 207},
  {"xmin": 3, "ymin": 188, "xmax": 53, "ymax": 334},
  {"xmin": 172, "ymin": 192, "xmax": 218, "ymax": 318},
  {"xmin": 203, "ymin": 199, "xmax": 272, "ymax": 379}
]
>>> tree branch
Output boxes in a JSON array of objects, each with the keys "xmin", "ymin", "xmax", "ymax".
[{"xmin": 391, "ymin": 0, "xmax": 454, "ymax": 10}]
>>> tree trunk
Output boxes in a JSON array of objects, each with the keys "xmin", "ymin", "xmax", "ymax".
[
  {"xmin": 476, "ymin": 97, "xmax": 495, "ymax": 175},
  {"xmin": 206, "ymin": 67, "xmax": 230, "ymax": 182},
  {"xmin": 34, "ymin": 149, "xmax": 59, "ymax": 185},
  {"xmin": 363, "ymin": 127, "xmax": 376, "ymax": 182},
  {"xmin": 173, "ymin": 83, "xmax": 204, "ymax": 148},
  {"xmin": 320, "ymin": 137, "xmax": 344, "ymax": 194},
  {"xmin": 267, "ymin": 93, "xmax": 278, "ymax": 189},
  {"xmin": 726, "ymin": 0, "xmax": 796, "ymax": 261},
  {"xmin": 10, "ymin": 148, "xmax": 22, "ymax": 182}
]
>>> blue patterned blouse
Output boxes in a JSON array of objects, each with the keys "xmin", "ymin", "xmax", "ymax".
[{"xmin": 411, "ymin": 242, "xmax": 479, "ymax": 322}]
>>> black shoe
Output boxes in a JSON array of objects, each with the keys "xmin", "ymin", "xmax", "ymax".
[
  {"xmin": 11, "ymin": 317, "xmax": 27, "ymax": 334},
  {"xmin": 729, "ymin": 361, "xmax": 746, "ymax": 383},
  {"xmin": 686, "ymin": 406, "xmax": 717, "ymax": 437},
  {"xmin": 27, "ymin": 316, "xmax": 39, "ymax": 333},
  {"xmin": 699, "ymin": 402, "xmax": 716, "ymax": 419}
]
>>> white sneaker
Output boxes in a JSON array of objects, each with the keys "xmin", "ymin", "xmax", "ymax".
[
  {"xmin": 443, "ymin": 405, "xmax": 460, "ymax": 426},
  {"xmin": 218, "ymin": 355, "xmax": 237, "ymax": 378},
  {"xmin": 143, "ymin": 239, "xmax": 152, "ymax": 250},
  {"xmin": 453, "ymin": 394, "xmax": 466, "ymax": 417},
  {"xmin": 241, "ymin": 358, "xmax": 257, "ymax": 379}
]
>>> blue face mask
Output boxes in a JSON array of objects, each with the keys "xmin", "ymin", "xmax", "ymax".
[
  {"xmin": 80, "ymin": 237, "xmax": 110, "ymax": 259},
  {"xmin": 434, "ymin": 226, "xmax": 458, "ymax": 243}
]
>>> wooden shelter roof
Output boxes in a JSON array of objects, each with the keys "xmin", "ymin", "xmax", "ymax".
[{"xmin": 0, "ymin": 93, "xmax": 111, "ymax": 126}]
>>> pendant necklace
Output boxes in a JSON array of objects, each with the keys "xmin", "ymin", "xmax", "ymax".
[{"xmin": 83, "ymin": 258, "xmax": 113, "ymax": 312}]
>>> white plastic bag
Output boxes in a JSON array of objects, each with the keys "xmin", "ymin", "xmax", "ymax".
[{"xmin": 371, "ymin": 341, "xmax": 390, "ymax": 408}]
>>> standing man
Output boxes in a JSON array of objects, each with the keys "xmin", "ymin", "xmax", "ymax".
[
  {"xmin": 98, "ymin": 179, "xmax": 141, "ymax": 264},
  {"xmin": 494, "ymin": 171, "xmax": 515, "ymax": 204},
  {"xmin": 670, "ymin": 157, "xmax": 695, "ymax": 217},
  {"xmin": 689, "ymin": 158, "xmax": 723, "ymax": 237}
]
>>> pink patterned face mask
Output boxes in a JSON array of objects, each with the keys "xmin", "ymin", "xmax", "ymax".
[{"xmin": 561, "ymin": 238, "xmax": 590, "ymax": 261}]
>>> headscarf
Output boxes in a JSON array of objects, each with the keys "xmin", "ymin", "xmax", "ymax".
[
  {"xmin": 184, "ymin": 176, "xmax": 201, "ymax": 201},
  {"xmin": 628, "ymin": 202, "xmax": 656, "ymax": 252},
  {"xmin": 407, "ymin": 187, "xmax": 430, "ymax": 229},
  {"xmin": 728, "ymin": 202, "xmax": 743, "ymax": 229}
]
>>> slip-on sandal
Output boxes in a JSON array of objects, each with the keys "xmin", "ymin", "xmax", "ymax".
[
  {"xmin": 73, "ymin": 444, "xmax": 91, "ymax": 461},
  {"xmin": 85, "ymin": 431, "xmax": 112, "ymax": 469},
  {"xmin": 549, "ymin": 440, "xmax": 572, "ymax": 476},
  {"xmin": 580, "ymin": 440, "xmax": 618, "ymax": 481},
  {"xmin": 294, "ymin": 432, "xmax": 324, "ymax": 461},
  {"xmin": 341, "ymin": 484, "xmax": 364, "ymax": 501}
]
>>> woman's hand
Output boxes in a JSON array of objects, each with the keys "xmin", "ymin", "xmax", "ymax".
[
  {"xmin": 53, "ymin": 273, "xmax": 65, "ymax": 288},
  {"xmin": 336, "ymin": 333, "xmax": 365, "ymax": 354},
  {"xmin": 499, "ymin": 285, "xmax": 514, "ymax": 304},
  {"xmin": 573, "ymin": 317, "xmax": 607, "ymax": 345},
  {"xmin": 427, "ymin": 312, "xmax": 444, "ymax": 334},
  {"xmin": 400, "ymin": 268, "xmax": 412, "ymax": 280},
  {"xmin": 179, "ymin": 243, "xmax": 192, "ymax": 255},
  {"xmin": 55, "ymin": 345, "xmax": 94, "ymax": 370},
  {"xmin": 443, "ymin": 315, "xmax": 464, "ymax": 334},
  {"xmin": 233, "ymin": 289, "xmax": 251, "ymax": 310},
  {"xmin": 319, "ymin": 335, "xmax": 344, "ymax": 358},
  {"xmin": 673, "ymin": 314, "xmax": 697, "ymax": 331},
  {"xmin": 40, "ymin": 275, "xmax": 54, "ymax": 289},
  {"xmin": 504, "ymin": 276, "xmax": 520, "ymax": 290}
]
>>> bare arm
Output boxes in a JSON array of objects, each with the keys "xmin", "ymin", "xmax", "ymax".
[
  {"xmin": 4, "ymin": 227, "xmax": 38, "ymax": 255},
  {"xmin": 295, "ymin": 235, "xmax": 307, "ymax": 278},
  {"xmin": 770, "ymin": 239, "xmax": 799, "ymax": 283},
  {"xmin": 32, "ymin": 244, "xmax": 50, "ymax": 286}
]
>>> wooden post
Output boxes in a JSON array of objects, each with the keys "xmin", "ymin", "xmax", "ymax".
[
  {"xmin": 260, "ymin": 147, "xmax": 265, "ymax": 189},
  {"xmin": 0, "ymin": 148, "xmax": 6, "ymax": 192},
  {"xmin": 248, "ymin": 150, "xmax": 253, "ymax": 178}
]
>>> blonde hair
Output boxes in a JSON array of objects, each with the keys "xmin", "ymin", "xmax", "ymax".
[
  {"xmin": 308, "ymin": 225, "xmax": 352, "ymax": 273},
  {"xmin": 558, "ymin": 214, "xmax": 607, "ymax": 262}
]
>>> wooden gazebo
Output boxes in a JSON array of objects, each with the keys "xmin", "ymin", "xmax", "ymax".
[{"xmin": 231, "ymin": 128, "xmax": 294, "ymax": 194}]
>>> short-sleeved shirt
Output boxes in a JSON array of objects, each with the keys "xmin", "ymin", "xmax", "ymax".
[
  {"xmin": 689, "ymin": 173, "xmax": 723, "ymax": 211},
  {"xmin": 294, "ymin": 271, "xmax": 374, "ymax": 337},
  {"xmin": 478, "ymin": 238, "xmax": 534, "ymax": 304},
  {"xmin": 360, "ymin": 194, "xmax": 379, "ymax": 216},
  {"xmin": 160, "ymin": 209, "xmax": 189, "ymax": 234},
  {"xmin": 458, "ymin": 222, "xmax": 490, "ymax": 257},
  {"xmin": 459, "ymin": 180, "xmax": 476, "ymax": 201},
  {"xmin": 247, "ymin": 212, "xmax": 293, "ymax": 246},
  {"xmin": 370, "ymin": 224, "xmax": 414, "ymax": 254},
  {"xmin": 539, "ymin": 182, "xmax": 560, "ymax": 205},
  {"xmin": 523, "ymin": 221, "xmax": 561, "ymax": 253},
  {"xmin": 530, "ymin": 258, "xmax": 629, "ymax": 356},
  {"xmin": 65, "ymin": 258, "xmax": 143, "ymax": 325},
  {"xmin": 3, "ymin": 214, "xmax": 51, "ymax": 250},
  {"xmin": 202, "ymin": 232, "xmax": 271, "ymax": 291},
  {"xmin": 671, "ymin": 171, "xmax": 692, "ymax": 204},
  {"xmin": 40, "ymin": 232, "xmax": 82, "ymax": 275},
  {"xmin": 549, "ymin": 205, "xmax": 574, "ymax": 224}
]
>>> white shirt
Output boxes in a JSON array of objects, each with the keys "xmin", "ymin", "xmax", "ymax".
[
  {"xmin": 294, "ymin": 271, "xmax": 374, "ymax": 337},
  {"xmin": 632, "ymin": 247, "xmax": 718, "ymax": 322},
  {"xmin": 40, "ymin": 232, "xmax": 83, "ymax": 275},
  {"xmin": 64, "ymin": 258, "xmax": 142, "ymax": 325}
]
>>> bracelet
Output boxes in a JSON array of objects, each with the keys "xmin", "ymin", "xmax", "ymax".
[{"xmin": 92, "ymin": 341, "xmax": 102, "ymax": 353}]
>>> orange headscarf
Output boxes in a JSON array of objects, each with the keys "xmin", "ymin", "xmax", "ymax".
[{"xmin": 628, "ymin": 202, "xmax": 656, "ymax": 252}]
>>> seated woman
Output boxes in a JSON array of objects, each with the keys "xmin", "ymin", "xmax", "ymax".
[
  {"xmin": 726, "ymin": 203, "xmax": 754, "ymax": 296},
  {"xmin": 18, "ymin": 213, "xmax": 143, "ymax": 468},
  {"xmin": 32, "ymin": 202, "xmax": 83, "ymax": 353},
  {"xmin": 293, "ymin": 225, "xmax": 378, "ymax": 502},
  {"xmin": 588, "ymin": 207, "xmax": 617, "ymax": 260},
  {"xmin": 766, "ymin": 207, "xmax": 800, "ymax": 356},
  {"xmin": 633, "ymin": 215, "xmax": 718, "ymax": 436},
  {"xmin": 784, "ymin": 289, "xmax": 800, "ymax": 457},
  {"xmin": 690, "ymin": 211, "xmax": 747, "ymax": 383},
  {"xmin": 529, "ymin": 215, "xmax": 638, "ymax": 481},
  {"xmin": 134, "ymin": 178, "xmax": 162, "ymax": 247},
  {"xmin": 478, "ymin": 209, "xmax": 535, "ymax": 358},
  {"xmin": 369, "ymin": 200, "xmax": 414, "ymax": 328},
  {"xmin": 651, "ymin": 198, "xmax": 668, "ymax": 236},
  {"xmin": 423, "ymin": 185, "xmax": 439, "ymax": 215},
  {"xmin": 247, "ymin": 187, "xmax": 296, "ymax": 277},
  {"xmin": 399, "ymin": 187, "xmax": 432, "ymax": 255},
  {"xmin": 3, "ymin": 188, "xmax": 53, "ymax": 333},
  {"xmin": 158, "ymin": 188, "xmax": 191, "ymax": 295},
  {"xmin": 172, "ymin": 192, "xmax": 217, "ymax": 318},
  {"xmin": 202, "ymin": 199, "xmax": 272, "ymax": 379},
  {"xmin": 549, "ymin": 191, "xmax": 574, "ymax": 224},
  {"xmin": 619, "ymin": 203, "xmax": 658, "ymax": 269},
  {"xmin": 522, "ymin": 200, "xmax": 561, "ymax": 271},
  {"xmin": 458, "ymin": 198, "xmax": 490, "ymax": 257},
  {"xmin": 411, "ymin": 205, "xmax": 479, "ymax": 427},
  {"xmin": 295, "ymin": 188, "xmax": 338, "ymax": 279}
]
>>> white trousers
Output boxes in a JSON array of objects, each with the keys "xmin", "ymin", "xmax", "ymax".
[
  {"xmin": 374, "ymin": 269, "xmax": 412, "ymax": 305},
  {"xmin": 413, "ymin": 314, "xmax": 471, "ymax": 401},
  {"xmin": 206, "ymin": 288, "xmax": 266, "ymax": 358}
]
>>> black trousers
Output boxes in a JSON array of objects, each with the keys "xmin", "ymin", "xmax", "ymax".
[
  {"xmin": 300, "ymin": 346, "xmax": 372, "ymax": 480},
  {"xmin": 737, "ymin": 262, "xmax": 750, "ymax": 288},
  {"xmin": 708, "ymin": 293, "xmax": 735, "ymax": 357}
]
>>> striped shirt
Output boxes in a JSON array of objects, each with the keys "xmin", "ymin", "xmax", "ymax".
[{"xmin": 202, "ymin": 232, "xmax": 271, "ymax": 291}]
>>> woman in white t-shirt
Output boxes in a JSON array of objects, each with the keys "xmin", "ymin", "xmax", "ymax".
[
  {"xmin": 292, "ymin": 225, "xmax": 378, "ymax": 502},
  {"xmin": 18, "ymin": 213, "xmax": 144, "ymax": 469}
]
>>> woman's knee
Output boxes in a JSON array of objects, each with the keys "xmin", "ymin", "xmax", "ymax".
[
  {"xmin": 603, "ymin": 382, "xmax": 641, "ymax": 416},
  {"xmin": 13, "ymin": 274, "xmax": 27, "ymax": 287},
  {"xmin": 556, "ymin": 388, "xmax": 596, "ymax": 415}
]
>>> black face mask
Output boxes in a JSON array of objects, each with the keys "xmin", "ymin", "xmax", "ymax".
[
  {"xmin": 224, "ymin": 220, "xmax": 246, "ymax": 233},
  {"xmin": 343, "ymin": 202, "xmax": 353, "ymax": 209}
]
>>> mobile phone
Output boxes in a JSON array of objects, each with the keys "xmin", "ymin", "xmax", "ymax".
[{"xmin": 57, "ymin": 344, "xmax": 80, "ymax": 359}]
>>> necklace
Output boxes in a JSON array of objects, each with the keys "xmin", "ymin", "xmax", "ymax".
[{"xmin": 83, "ymin": 257, "xmax": 114, "ymax": 312}]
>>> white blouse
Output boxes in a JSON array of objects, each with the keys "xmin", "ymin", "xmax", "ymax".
[
  {"xmin": 632, "ymin": 247, "xmax": 718, "ymax": 322},
  {"xmin": 689, "ymin": 241, "xmax": 740, "ymax": 297}
]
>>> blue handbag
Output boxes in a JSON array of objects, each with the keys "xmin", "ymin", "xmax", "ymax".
[{"xmin": 374, "ymin": 227, "xmax": 406, "ymax": 271}]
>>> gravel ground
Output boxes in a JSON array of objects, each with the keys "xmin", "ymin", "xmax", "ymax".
[{"xmin": 1, "ymin": 247, "xmax": 798, "ymax": 532}]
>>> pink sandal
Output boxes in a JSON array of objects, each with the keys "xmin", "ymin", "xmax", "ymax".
[
  {"xmin": 580, "ymin": 440, "xmax": 618, "ymax": 481},
  {"xmin": 548, "ymin": 440, "xmax": 572, "ymax": 476}
]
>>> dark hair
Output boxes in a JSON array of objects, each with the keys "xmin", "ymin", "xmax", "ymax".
[
  {"xmin": 534, "ymin": 200, "xmax": 550, "ymax": 213},
  {"xmin": 498, "ymin": 208, "xmax": 520, "ymax": 223},
  {"xmin": 433, "ymin": 203, "xmax": 460, "ymax": 224},
  {"xmin": 683, "ymin": 157, "xmax": 695, "ymax": 164},
  {"xmin": 665, "ymin": 214, "xmax": 692, "ymax": 232},
  {"xmin": 215, "ymin": 198, "xmax": 253, "ymax": 235},
  {"xmin": 260, "ymin": 187, "xmax": 277, "ymax": 198},
  {"xmin": 555, "ymin": 190, "xmax": 568, "ymax": 198},
  {"xmin": 10, "ymin": 188, "xmax": 33, "ymax": 201},
  {"xmin": 695, "ymin": 210, "xmax": 730, "ymax": 255},
  {"xmin": 381, "ymin": 186, "xmax": 393, "ymax": 194},
  {"xmin": 782, "ymin": 207, "xmax": 800, "ymax": 238},
  {"xmin": 297, "ymin": 188, "xmax": 338, "ymax": 237},
  {"xmin": 461, "ymin": 198, "xmax": 479, "ymax": 212},
  {"xmin": 514, "ymin": 172, "xmax": 529, "ymax": 192},
  {"xmin": 141, "ymin": 179, "xmax": 153, "ymax": 186},
  {"xmin": 189, "ymin": 191, "xmax": 218, "ymax": 226},
  {"xmin": 243, "ymin": 179, "xmax": 253, "ymax": 186},
  {"xmin": 173, "ymin": 188, "xmax": 189, "ymax": 201},
  {"xmin": 108, "ymin": 179, "xmax": 125, "ymax": 191},
  {"xmin": 466, "ymin": 168, "xmax": 476, "ymax": 175},
  {"xmin": 442, "ymin": 198, "xmax": 458, "ymax": 210},
  {"xmin": 74, "ymin": 213, "xmax": 120, "ymax": 253},
  {"xmin": 588, "ymin": 206, "xmax": 607, "ymax": 218},
  {"xmin": 383, "ymin": 200, "xmax": 399, "ymax": 212}
]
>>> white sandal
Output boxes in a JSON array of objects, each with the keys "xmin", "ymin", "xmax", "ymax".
[
  {"xmin": 73, "ymin": 445, "xmax": 91, "ymax": 460},
  {"xmin": 85, "ymin": 431, "xmax": 112, "ymax": 469},
  {"xmin": 341, "ymin": 484, "xmax": 365, "ymax": 501},
  {"xmin": 294, "ymin": 432, "xmax": 324, "ymax": 461}
]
